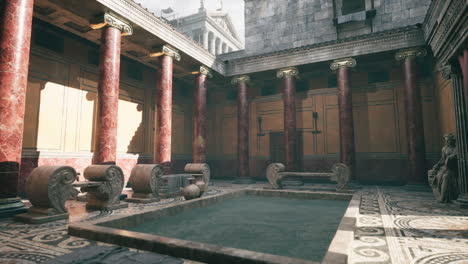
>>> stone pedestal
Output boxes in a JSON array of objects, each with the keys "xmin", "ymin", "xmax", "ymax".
[
  {"xmin": 193, "ymin": 66, "xmax": 211, "ymax": 163},
  {"xmin": 396, "ymin": 48, "xmax": 428, "ymax": 185},
  {"xmin": 232, "ymin": 75, "xmax": 254, "ymax": 184},
  {"xmin": 331, "ymin": 58, "xmax": 357, "ymax": 180},
  {"xmin": 0, "ymin": 0, "xmax": 34, "ymax": 218},
  {"xmin": 81, "ymin": 165, "xmax": 128, "ymax": 210},
  {"xmin": 277, "ymin": 67, "xmax": 299, "ymax": 172},
  {"xmin": 90, "ymin": 13, "xmax": 132, "ymax": 165},
  {"xmin": 154, "ymin": 46, "xmax": 180, "ymax": 171},
  {"xmin": 125, "ymin": 164, "xmax": 164, "ymax": 203}
]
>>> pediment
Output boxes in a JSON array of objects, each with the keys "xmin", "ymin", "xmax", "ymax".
[{"xmin": 208, "ymin": 13, "xmax": 240, "ymax": 41}]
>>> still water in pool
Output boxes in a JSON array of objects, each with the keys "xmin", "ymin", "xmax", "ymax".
[{"xmin": 127, "ymin": 195, "xmax": 349, "ymax": 262}]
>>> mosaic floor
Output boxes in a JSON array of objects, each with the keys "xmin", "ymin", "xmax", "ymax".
[{"xmin": 0, "ymin": 181, "xmax": 467, "ymax": 264}]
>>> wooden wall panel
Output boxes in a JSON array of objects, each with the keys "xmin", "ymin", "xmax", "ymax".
[
  {"xmin": 117, "ymin": 100, "xmax": 143, "ymax": 153},
  {"xmin": 23, "ymin": 80, "xmax": 41, "ymax": 149},
  {"xmin": 324, "ymin": 107, "xmax": 340, "ymax": 154},
  {"xmin": 222, "ymin": 117, "xmax": 237, "ymax": 155},
  {"xmin": 368, "ymin": 104, "xmax": 398, "ymax": 152},
  {"xmin": 172, "ymin": 108, "xmax": 186, "ymax": 154},
  {"xmin": 36, "ymin": 81, "xmax": 66, "ymax": 151},
  {"xmin": 77, "ymin": 70, "xmax": 98, "ymax": 152},
  {"xmin": 77, "ymin": 91, "xmax": 97, "ymax": 152}
]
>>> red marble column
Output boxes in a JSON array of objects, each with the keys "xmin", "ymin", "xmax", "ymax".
[
  {"xmin": 193, "ymin": 66, "xmax": 211, "ymax": 163},
  {"xmin": 232, "ymin": 75, "xmax": 250, "ymax": 178},
  {"xmin": 277, "ymin": 68, "xmax": 299, "ymax": 171},
  {"xmin": 396, "ymin": 48, "xmax": 427, "ymax": 185},
  {"xmin": 331, "ymin": 58, "xmax": 357, "ymax": 179},
  {"xmin": 155, "ymin": 55, "xmax": 174, "ymax": 169},
  {"xmin": 150, "ymin": 46, "xmax": 180, "ymax": 173},
  {"xmin": 94, "ymin": 26, "xmax": 122, "ymax": 165},
  {"xmin": 459, "ymin": 49, "xmax": 468, "ymax": 113},
  {"xmin": 0, "ymin": 0, "xmax": 34, "ymax": 200}
]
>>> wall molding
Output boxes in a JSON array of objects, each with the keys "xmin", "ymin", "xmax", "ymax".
[{"xmin": 21, "ymin": 151, "xmax": 191, "ymax": 160}]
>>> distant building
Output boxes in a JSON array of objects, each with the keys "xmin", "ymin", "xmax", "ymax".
[{"xmin": 169, "ymin": 1, "xmax": 244, "ymax": 55}]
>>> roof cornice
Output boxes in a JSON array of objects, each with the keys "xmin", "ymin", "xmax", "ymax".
[
  {"xmin": 225, "ymin": 26, "xmax": 425, "ymax": 76},
  {"xmin": 97, "ymin": 0, "xmax": 226, "ymax": 74}
]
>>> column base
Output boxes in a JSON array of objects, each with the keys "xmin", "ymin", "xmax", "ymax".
[
  {"xmin": 0, "ymin": 197, "xmax": 27, "ymax": 219},
  {"xmin": 233, "ymin": 178, "xmax": 256, "ymax": 184},
  {"xmin": 455, "ymin": 194, "xmax": 468, "ymax": 209},
  {"xmin": 15, "ymin": 212, "xmax": 69, "ymax": 224},
  {"xmin": 86, "ymin": 202, "xmax": 128, "ymax": 211},
  {"xmin": 404, "ymin": 183, "xmax": 431, "ymax": 192}
]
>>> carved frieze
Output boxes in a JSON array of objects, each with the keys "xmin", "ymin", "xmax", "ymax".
[
  {"xmin": 90, "ymin": 12, "xmax": 133, "ymax": 36},
  {"xmin": 395, "ymin": 47, "xmax": 427, "ymax": 61},
  {"xmin": 276, "ymin": 67, "xmax": 299, "ymax": 79},
  {"xmin": 330, "ymin": 58, "xmax": 357, "ymax": 70}
]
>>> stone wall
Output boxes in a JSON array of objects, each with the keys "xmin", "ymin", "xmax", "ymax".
[{"xmin": 244, "ymin": 0, "xmax": 431, "ymax": 56}]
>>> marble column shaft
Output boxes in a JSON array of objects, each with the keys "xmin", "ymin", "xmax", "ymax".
[
  {"xmin": 337, "ymin": 66, "xmax": 356, "ymax": 179},
  {"xmin": 459, "ymin": 49, "xmax": 468, "ymax": 114},
  {"xmin": 277, "ymin": 68, "xmax": 298, "ymax": 171},
  {"xmin": 233, "ymin": 76, "xmax": 250, "ymax": 178},
  {"xmin": 95, "ymin": 26, "xmax": 122, "ymax": 165},
  {"xmin": 456, "ymin": 49, "xmax": 468, "ymax": 206},
  {"xmin": 155, "ymin": 55, "xmax": 174, "ymax": 167},
  {"xmin": 397, "ymin": 48, "xmax": 427, "ymax": 184},
  {"xmin": 0, "ymin": 0, "xmax": 34, "ymax": 198},
  {"xmin": 193, "ymin": 68, "xmax": 210, "ymax": 163},
  {"xmin": 203, "ymin": 31, "xmax": 209, "ymax": 50}
]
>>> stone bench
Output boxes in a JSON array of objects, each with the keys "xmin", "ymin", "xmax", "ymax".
[
  {"xmin": 15, "ymin": 165, "xmax": 127, "ymax": 224},
  {"xmin": 125, "ymin": 163, "xmax": 210, "ymax": 203},
  {"xmin": 266, "ymin": 163, "xmax": 350, "ymax": 192}
]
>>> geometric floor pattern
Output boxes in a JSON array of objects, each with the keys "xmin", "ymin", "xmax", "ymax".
[
  {"xmin": 1, "ymin": 182, "xmax": 467, "ymax": 264},
  {"xmin": 350, "ymin": 187, "xmax": 468, "ymax": 264}
]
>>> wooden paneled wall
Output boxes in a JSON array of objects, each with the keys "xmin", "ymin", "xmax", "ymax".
[
  {"xmin": 207, "ymin": 69, "xmax": 444, "ymax": 182},
  {"xmin": 18, "ymin": 26, "xmax": 194, "ymax": 193}
]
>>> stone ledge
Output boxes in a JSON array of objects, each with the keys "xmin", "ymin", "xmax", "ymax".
[{"xmin": 226, "ymin": 26, "xmax": 425, "ymax": 76}]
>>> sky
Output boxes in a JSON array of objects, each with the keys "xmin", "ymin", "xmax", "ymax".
[{"xmin": 133, "ymin": 0, "xmax": 245, "ymax": 41}]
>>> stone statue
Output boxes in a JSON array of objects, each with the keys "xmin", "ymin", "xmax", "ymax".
[{"xmin": 428, "ymin": 133, "xmax": 459, "ymax": 203}]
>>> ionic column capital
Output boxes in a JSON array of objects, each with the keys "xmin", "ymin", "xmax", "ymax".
[
  {"xmin": 199, "ymin": 65, "xmax": 213, "ymax": 78},
  {"xmin": 330, "ymin": 58, "xmax": 357, "ymax": 71},
  {"xmin": 149, "ymin": 45, "xmax": 181, "ymax": 61},
  {"xmin": 231, "ymin": 75, "xmax": 250, "ymax": 85},
  {"xmin": 90, "ymin": 12, "xmax": 133, "ymax": 36},
  {"xmin": 441, "ymin": 61, "xmax": 461, "ymax": 80},
  {"xmin": 276, "ymin": 67, "xmax": 299, "ymax": 79},
  {"xmin": 395, "ymin": 47, "xmax": 427, "ymax": 61}
]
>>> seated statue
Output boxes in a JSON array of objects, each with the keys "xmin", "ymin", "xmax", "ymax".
[{"xmin": 428, "ymin": 133, "xmax": 459, "ymax": 203}]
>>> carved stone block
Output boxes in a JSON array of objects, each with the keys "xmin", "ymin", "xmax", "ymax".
[
  {"xmin": 125, "ymin": 164, "xmax": 163, "ymax": 203},
  {"xmin": 184, "ymin": 163, "xmax": 210, "ymax": 188},
  {"xmin": 15, "ymin": 166, "xmax": 78, "ymax": 224},
  {"xmin": 80, "ymin": 165, "xmax": 128, "ymax": 210}
]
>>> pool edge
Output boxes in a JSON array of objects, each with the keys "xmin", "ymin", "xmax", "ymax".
[{"xmin": 69, "ymin": 189, "xmax": 354, "ymax": 264}]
